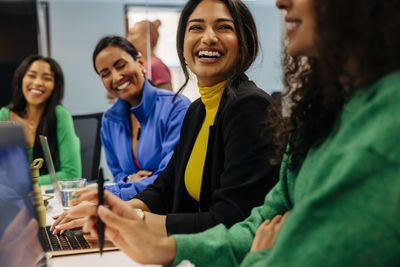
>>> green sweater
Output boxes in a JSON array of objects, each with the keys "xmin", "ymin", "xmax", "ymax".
[
  {"xmin": 0, "ymin": 105, "xmax": 82, "ymax": 185},
  {"xmin": 173, "ymin": 70, "xmax": 400, "ymax": 266}
]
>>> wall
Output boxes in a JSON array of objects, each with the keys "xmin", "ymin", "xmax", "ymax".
[
  {"xmin": 247, "ymin": 1, "xmax": 282, "ymax": 93},
  {"xmin": 47, "ymin": 0, "xmax": 282, "ymax": 115},
  {"xmin": 0, "ymin": 1, "xmax": 39, "ymax": 107},
  {"xmin": 48, "ymin": 0, "xmax": 126, "ymax": 179},
  {"xmin": 49, "ymin": 0, "xmax": 125, "ymax": 115}
]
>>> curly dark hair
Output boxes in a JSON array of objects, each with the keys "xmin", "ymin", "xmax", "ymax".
[
  {"xmin": 272, "ymin": 0, "xmax": 400, "ymax": 170},
  {"xmin": 10, "ymin": 55, "xmax": 64, "ymax": 174},
  {"xmin": 176, "ymin": 0, "xmax": 258, "ymax": 94}
]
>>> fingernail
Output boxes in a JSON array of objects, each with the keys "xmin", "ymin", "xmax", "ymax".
[{"xmin": 55, "ymin": 225, "xmax": 60, "ymax": 229}]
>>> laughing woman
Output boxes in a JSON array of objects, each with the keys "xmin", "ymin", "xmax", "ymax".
[
  {"xmin": 54, "ymin": 0, "xmax": 279, "ymax": 236},
  {"xmin": 127, "ymin": 0, "xmax": 279, "ymax": 235},
  {"xmin": 0, "ymin": 55, "xmax": 81, "ymax": 185}
]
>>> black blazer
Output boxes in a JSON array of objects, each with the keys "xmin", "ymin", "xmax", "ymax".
[{"xmin": 134, "ymin": 76, "xmax": 279, "ymax": 234}]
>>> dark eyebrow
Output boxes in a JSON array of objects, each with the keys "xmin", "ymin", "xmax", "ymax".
[
  {"xmin": 188, "ymin": 18, "xmax": 204, "ymax": 23},
  {"xmin": 188, "ymin": 18, "xmax": 234, "ymax": 24},
  {"xmin": 216, "ymin": 18, "xmax": 234, "ymax": 23},
  {"xmin": 99, "ymin": 58, "xmax": 125, "ymax": 74}
]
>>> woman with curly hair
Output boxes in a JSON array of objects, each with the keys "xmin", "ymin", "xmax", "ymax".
[{"xmin": 159, "ymin": 0, "xmax": 399, "ymax": 265}]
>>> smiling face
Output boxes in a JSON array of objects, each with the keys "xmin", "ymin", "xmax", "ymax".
[
  {"xmin": 183, "ymin": 0, "xmax": 239, "ymax": 87},
  {"xmin": 95, "ymin": 46, "xmax": 145, "ymax": 107},
  {"xmin": 276, "ymin": 0, "xmax": 318, "ymax": 57},
  {"xmin": 22, "ymin": 60, "xmax": 55, "ymax": 108}
]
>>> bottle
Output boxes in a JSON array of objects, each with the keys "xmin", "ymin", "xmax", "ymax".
[{"xmin": 31, "ymin": 158, "xmax": 46, "ymax": 227}]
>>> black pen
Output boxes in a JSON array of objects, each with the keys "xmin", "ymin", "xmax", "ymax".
[{"xmin": 97, "ymin": 168, "xmax": 104, "ymax": 256}]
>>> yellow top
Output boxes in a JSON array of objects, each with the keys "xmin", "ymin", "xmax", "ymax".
[{"xmin": 184, "ymin": 80, "xmax": 226, "ymax": 201}]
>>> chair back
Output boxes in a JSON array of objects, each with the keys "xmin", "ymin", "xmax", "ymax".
[{"xmin": 72, "ymin": 113, "xmax": 102, "ymax": 181}]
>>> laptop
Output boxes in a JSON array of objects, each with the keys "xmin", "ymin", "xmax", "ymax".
[
  {"xmin": 0, "ymin": 123, "xmax": 116, "ymax": 263},
  {"xmin": 38, "ymin": 134, "xmax": 117, "ymax": 256}
]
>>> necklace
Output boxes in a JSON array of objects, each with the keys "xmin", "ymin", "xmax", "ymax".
[
  {"xmin": 27, "ymin": 122, "xmax": 38, "ymax": 129},
  {"xmin": 12, "ymin": 115, "xmax": 38, "ymax": 130}
]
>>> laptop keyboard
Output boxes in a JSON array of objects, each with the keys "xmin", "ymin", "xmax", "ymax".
[{"xmin": 39, "ymin": 226, "xmax": 90, "ymax": 251}]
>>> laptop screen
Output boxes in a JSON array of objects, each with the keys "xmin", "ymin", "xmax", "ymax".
[
  {"xmin": 0, "ymin": 123, "xmax": 45, "ymax": 267},
  {"xmin": 39, "ymin": 135, "xmax": 62, "ymax": 203}
]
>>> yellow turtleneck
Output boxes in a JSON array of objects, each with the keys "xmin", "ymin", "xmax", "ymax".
[{"xmin": 184, "ymin": 80, "xmax": 226, "ymax": 201}]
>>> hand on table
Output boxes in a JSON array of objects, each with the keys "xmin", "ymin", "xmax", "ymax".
[
  {"xmin": 128, "ymin": 170, "xmax": 153, "ymax": 182},
  {"xmin": 51, "ymin": 187, "xmax": 97, "ymax": 234},
  {"xmin": 250, "ymin": 212, "xmax": 290, "ymax": 252}
]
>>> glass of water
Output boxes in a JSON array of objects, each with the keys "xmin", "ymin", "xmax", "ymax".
[{"xmin": 58, "ymin": 178, "xmax": 86, "ymax": 210}]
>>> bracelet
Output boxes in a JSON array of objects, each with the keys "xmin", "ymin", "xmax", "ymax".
[
  {"xmin": 127, "ymin": 173, "xmax": 136, "ymax": 181},
  {"xmin": 135, "ymin": 208, "xmax": 145, "ymax": 220}
]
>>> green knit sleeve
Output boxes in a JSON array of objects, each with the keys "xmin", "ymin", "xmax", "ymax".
[
  {"xmin": 239, "ymin": 149, "xmax": 400, "ymax": 267},
  {"xmin": 239, "ymin": 249, "xmax": 271, "ymax": 267},
  {"xmin": 39, "ymin": 106, "xmax": 82, "ymax": 185},
  {"xmin": 236, "ymin": 73, "xmax": 400, "ymax": 267},
  {"xmin": 172, "ymin": 168, "xmax": 293, "ymax": 267}
]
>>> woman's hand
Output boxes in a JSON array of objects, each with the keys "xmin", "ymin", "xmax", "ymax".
[
  {"xmin": 250, "ymin": 212, "xmax": 289, "ymax": 252},
  {"xmin": 128, "ymin": 170, "xmax": 153, "ymax": 182},
  {"xmin": 51, "ymin": 187, "xmax": 98, "ymax": 234},
  {"xmin": 51, "ymin": 187, "xmax": 154, "ymax": 235},
  {"xmin": 81, "ymin": 191, "xmax": 176, "ymax": 265},
  {"xmin": 50, "ymin": 200, "xmax": 97, "ymax": 234}
]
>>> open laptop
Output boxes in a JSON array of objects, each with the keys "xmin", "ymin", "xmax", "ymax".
[
  {"xmin": 38, "ymin": 134, "xmax": 117, "ymax": 256},
  {"xmin": 0, "ymin": 124, "xmax": 116, "ymax": 262}
]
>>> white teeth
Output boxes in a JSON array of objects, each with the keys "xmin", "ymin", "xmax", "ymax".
[
  {"xmin": 117, "ymin": 81, "xmax": 130, "ymax": 90},
  {"xmin": 30, "ymin": 89, "xmax": 43, "ymax": 94},
  {"xmin": 198, "ymin": 50, "xmax": 222, "ymax": 58},
  {"xmin": 286, "ymin": 21, "xmax": 300, "ymax": 31}
]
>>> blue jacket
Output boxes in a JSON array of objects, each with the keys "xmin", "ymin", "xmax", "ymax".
[{"xmin": 102, "ymin": 79, "xmax": 190, "ymax": 200}]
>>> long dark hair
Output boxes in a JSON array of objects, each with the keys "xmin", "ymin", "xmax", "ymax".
[
  {"xmin": 176, "ymin": 0, "xmax": 259, "ymax": 93},
  {"xmin": 10, "ymin": 55, "xmax": 64, "ymax": 172},
  {"xmin": 271, "ymin": 0, "xmax": 400, "ymax": 170},
  {"xmin": 92, "ymin": 35, "xmax": 139, "ymax": 73}
]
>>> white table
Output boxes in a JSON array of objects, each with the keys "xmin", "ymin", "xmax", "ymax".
[{"xmin": 42, "ymin": 188, "xmax": 160, "ymax": 267}]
